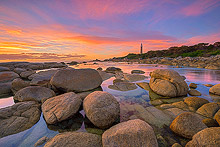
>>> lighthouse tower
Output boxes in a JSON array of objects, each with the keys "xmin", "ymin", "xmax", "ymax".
[{"xmin": 140, "ymin": 43, "xmax": 143, "ymax": 54}]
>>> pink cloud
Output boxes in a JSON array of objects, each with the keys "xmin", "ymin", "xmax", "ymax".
[{"xmin": 180, "ymin": 0, "xmax": 220, "ymax": 16}]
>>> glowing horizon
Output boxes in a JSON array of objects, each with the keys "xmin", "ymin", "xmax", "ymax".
[{"xmin": 0, "ymin": 0, "xmax": 220, "ymax": 62}]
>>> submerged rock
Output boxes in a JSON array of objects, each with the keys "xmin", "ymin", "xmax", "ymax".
[
  {"xmin": 124, "ymin": 73, "xmax": 146, "ymax": 82},
  {"xmin": 149, "ymin": 69, "xmax": 188, "ymax": 97},
  {"xmin": 170, "ymin": 112, "xmax": 207, "ymax": 139},
  {"xmin": 0, "ymin": 101, "xmax": 41, "ymax": 138},
  {"xmin": 50, "ymin": 68, "xmax": 102, "ymax": 92},
  {"xmin": 108, "ymin": 82, "xmax": 137, "ymax": 91},
  {"xmin": 186, "ymin": 127, "xmax": 220, "ymax": 147},
  {"xmin": 131, "ymin": 69, "xmax": 145, "ymax": 74},
  {"xmin": 14, "ymin": 86, "xmax": 55, "ymax": 102},
  {"xmin": 102, "ymin": 119, "xmax": 158, "ymax": 147},
  {"xmin": 83, "ymin": 91, "xmax": 120, "ymax": 129},
  {"xmin": 44, "ymin": 132, "xmax": 102, "ymax": 147},
  {"xmin": 34, "ymin": 136, "xmax": 50, "ymax": 147},
  {"xmin": 209, "ymin": 84, "xmax": 220, "ymax": 96},
  {"xmin": 42, "ymin": 92, "xmax": 82, "ymax": 124}
]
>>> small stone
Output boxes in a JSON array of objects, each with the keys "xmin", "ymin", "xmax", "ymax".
[
  {"xmin": 34, "ymin": 136, "xmax": 50, "ymax": 147},
  {"xmin": 188, "ymin": 89, "xmax": 201, "ymax": 96},
  {"xmin": 189, "ymin": 83, "xmax": 197, "ymax": 89}
]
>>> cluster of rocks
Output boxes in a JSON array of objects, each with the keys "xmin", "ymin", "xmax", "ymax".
[
  {"xmin": 1, "ymin": 64, "xmax": 220, "ymax": 146},
  {"xmin": 139, "ymin": 55, "xmax": 220, "ymax": 69},
  {"xmin": 0, "ymin": 62, "xmax": 67, "ymax": 97}
]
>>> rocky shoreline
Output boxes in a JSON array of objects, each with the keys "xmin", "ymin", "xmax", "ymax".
[
  {"xmin": 109, "ymin": 55, "xmax": 220, "ymax": 70},
  {"xmin": 0, "ymin": 63, "xmax": 220, "ymax": 146}
]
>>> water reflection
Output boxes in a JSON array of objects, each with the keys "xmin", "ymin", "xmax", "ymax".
[{"xmin": 0, "ymin": 96, "xmax": 14, "ymax": 108}]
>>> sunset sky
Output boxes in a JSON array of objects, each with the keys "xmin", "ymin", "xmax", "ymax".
[{"xmin": 1, "ymin": 0, "xmax": 220, "ymax": 62}]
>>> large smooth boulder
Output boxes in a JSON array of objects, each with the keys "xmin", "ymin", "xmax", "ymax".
[
  {"xmin": 0, "ymin": 71, "xmax": 19, "ymax": 83},
  {"xmin": 170, "ymin": 112, "xmax": 207, "ymax": 139},
  {"xmin": 42, "ymin": 92, "xmax": 82, "ymax": 124},
  {"xmin": 149, "ymin": 69, "xmax": 188, "ymax": 97},
  {"xmin": 186, "ymin": 127, "xmax": 220, "ymax": 147},
  {"xmin": 102, "ymin": 119, "xmax": 158, "ymax": 147},
  {"xmin": 0, "ymin": 101, "xmax": 41, "ymax": 138},
  {"xmin": 196, "ymin": 103, "xmax": 220, "ymax": 118},
  {"xmin": 210, "ymin": 84, "xmax": 220, "ymax": 96},
  {"xmin": 50, "ymin": 68, "xmax": 102, "ymax": 92},
  {"xmin": 184, "ymin": 97, "xmax": 209, "ymax": 110},
  {"xmin": 14, "ymin": 86, "xmax": 55, "ymax": 102},
  {"xmin": 11, "ymin": 78, "xmax": 30, "ymax": 94},
  {"xmin": 83, "ymin": 91, "xmax": 120, "ymax": 129},
  {"xmin": 44, "ymin": 132, "xmax": 102, "ymax": 147}
]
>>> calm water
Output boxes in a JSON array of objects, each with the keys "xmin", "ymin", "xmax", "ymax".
[{"xmin": 0, "ymin": 62, "xmax": 220, "ymax": 147}]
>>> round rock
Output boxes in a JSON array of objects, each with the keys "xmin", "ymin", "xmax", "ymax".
[
  {"xmin": 42, "ymin": 92, "xmax": 82, "ymax": 124},
  {"xmin": 44, "ymin": 132, "xmax": 102, "ymax": 147},
  {"xmin": 149, "ymin": 69, "xmax": 188, "ymax": 97},
  {"xmin": 186, "ymin": 127, "xmax": 220, "ymax": 147},
  {"xmin": 50, "ymin": 68, "xmax": 102, "ymax": 92},
  {"xmin": 184, "ymin": 97, "xmax": 209, "ymax": 110},
  {"xmin": 209, "ymin": 84, "xmax": 220, "ymax": 96},
  {"xmin": 102, "ymin": 119, "xmax": 158, "ymax": 147},
  {"xmin": 170, "ymin": 112, "xmax": 207, "ymax": 139},
  {"xmin": 14, "ymin": 86, "xmax": 55, "ymax": 102},
  {"xmin": 83, "ymin": 91, "xmax": 120, "ymax": 129}
]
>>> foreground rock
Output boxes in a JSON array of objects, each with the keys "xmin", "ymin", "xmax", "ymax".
[
  {"xmin": 102, "ymin": 119, "xmax": 158, "ymax": 147},
  {"xmin": 50, "ymin": 68, "xmax": 102, "ymax": 92},
  {"xmin": 196, "ymin": 103, "xmax": 220, "ymax": 118},
  {"xmin": 209, "ymin": 84, "xmax": 220, "ymax": 96},
  {"xmin": 108, "ymin": 82, "xmax": 137, "ymax": 91},
  {"xmin": 186, "ymin": 127, "xmax": 220, "ymax": 147},
  {"xmin": 0, "ymin": 101, "xmax": 41, "ymax": 138},
  {"xmin": 83, "ymin": 91, "xmax": 120, "ymax": 129},
  {"xmin": 149, "ymin": 69, "xmax": 188, "ymax": 97},
  {"xmin": 170, "ymin": 112, "xmax": 207, "ymax": 139},
  {"xmin": 20, "ymin": 70, "xmax": 36, "ymax": 79},
  {"xmin": 44, "ymin": 132, "xmax": 102, "ymax": 147},
  {"xmin": 42, "ymin": 92, "xmax": 82, "ymax": 124},
  {"xmin": 0, "ymin": 71, "xmax": 19, "ymax": 83},
  {"xmin": 0, "ymin": 66, "xmax": 10, "ymax": 72},
  {"xmin": 14, "ymin": 86, "xmax": 55, "ymax": 102}
]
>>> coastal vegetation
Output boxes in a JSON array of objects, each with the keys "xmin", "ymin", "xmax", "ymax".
[{"xmin": 113, "ymin": 42, "xmax": 220, "ymax": 59}]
